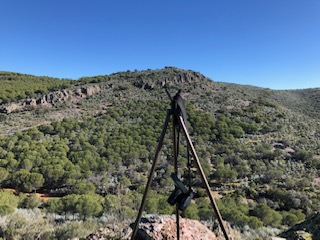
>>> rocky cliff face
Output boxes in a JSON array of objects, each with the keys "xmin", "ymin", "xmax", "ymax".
[
  {"xmin": 0, "ymin": 84, "xmax": 104, "ymax": 114},
  {"xmin": 0, "ymin": 68, "xmax": 213, "ymax": 114},
  {"xmin": 132, "ymin": 69, "xmax": 209, "ymax": 90}
]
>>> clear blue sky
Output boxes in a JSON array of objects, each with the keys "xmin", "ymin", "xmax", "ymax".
[{"xmin": 1, "ymin": 0, "xmax": 319, "ymax": 90}]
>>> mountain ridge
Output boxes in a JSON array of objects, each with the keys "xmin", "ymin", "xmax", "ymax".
[
  {"xmin": 1, "ymin": 68, "xmax": 319, "ymax": 155},
  {"xmin": 1, "ymin": 67, "xmax": 319, "ymax": 116}
]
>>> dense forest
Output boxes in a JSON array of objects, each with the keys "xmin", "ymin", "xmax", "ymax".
[{"xmin": 0, "ymin": 68, "xmax": 319, "ymax": 239}]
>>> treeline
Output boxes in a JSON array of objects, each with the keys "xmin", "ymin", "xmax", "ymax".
[{"xmin": 0, "ymin": 71, "xmax": 73, "ymax": 104}]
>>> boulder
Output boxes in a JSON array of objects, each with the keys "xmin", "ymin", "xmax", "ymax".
[
  {"xmin": 131, "ymin": 215, "xmax": 217, "ymax": 240},
  {"xmin": 87, "ymin": 215, "xmax": 222, "ymax": 240}
]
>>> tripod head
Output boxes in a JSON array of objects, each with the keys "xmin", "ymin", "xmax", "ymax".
[
  {"xmin": 165, "ymin": 89, "xmax": 188, "ymax": 126},
  {"xmin": 172, "ymin": 90, "xmax": 187, "ymax": 125}
]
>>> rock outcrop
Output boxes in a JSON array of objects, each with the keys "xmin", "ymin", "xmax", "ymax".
[
  {"xmin": 87, "ymin": 222, "xmax": 132, "ymax": 240},
  {"xmin": 87, "ymin": 215, "xmax": 221, "ymax": 240},
  {"xmin": 0, "ymin": 84, "xmax": 103, "ymax": 114},
  {"xmin": 133, "ymin": 69, "xmax": 208, "ymax": 90},
  {"xmin": 131, "ymin": 215, "xmax": 217, "ymax": 240}
]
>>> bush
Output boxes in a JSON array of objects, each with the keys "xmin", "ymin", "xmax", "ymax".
[
  {"xmin": 0, "ymin": 190, "xmax": 19, "ymax": 209},
  {"xmin": 54, "ymin": 221, "xmax": 98, "ymax": 240},
  {"xmin": 158, "ymin": 196, "xmax": 174, "ymax": 215},
  {"xmin": 252, "ymin": 203, "xmax": 283, "ymax": 227},
  {"xmin": 21, "ymin": 194, "xmax": 42, "ymax": 209},
  {"xmin": 248, "ymin": 216, "xmax": 263, "ymax": 229},
  {"xmin": 281, "ymin": 209, "xmax": 305, "ymax": 227},
  {"xmin": 0, "ymin": 204, "xmax": 15, "ymax": 216},
  {"xmin": 181, "ymin": 203, "xmax": 199, "ymax": 220},
  {"xmin": 0, "ymin": 209, "xmax": 52, "ymax": 240}
]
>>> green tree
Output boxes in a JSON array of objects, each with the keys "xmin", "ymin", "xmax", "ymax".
[
  {"xmin": 47, "ymin": 198, "xmax": 64, "ymax": 215},
  {"xmin": 145, "ymin": 194, "xmax": 159, "ymax": 213},
  {"xmin": 71, "ymin": 180, "xmax": 96, "ymax": 195},
  {"xmin": 214, "ymin": 164, "xmax": 238, "ymax": 182},
  {"xmin": 75, "ymin": 194, "xmax": 103, "ymax": 220},
  {"xmin": 197, "ymin": 197, "xmax": 214, "ymax": 221},
  {"xmin": 0, "ymin": 167, "xmax": 9, "ymax": 186},
  {"xmin": 181, "ymin": 203, "xmax": 199, "ymax": 220},
  {"xmin": 27, "ymin": 172, "xmax": 45, "ymax": 192},
  {"xmin": 247, "ymin": 216, "xmax": 263, "ymax": 229},
  {"xmin": 0, "ymin": 204, "xmax": 15, "ymax": 216},
  {"xmin": 252, "ymin": 203, "xmax": 283, "ymax": 227},
  {"xmin": 0, "ymin": 190, "xmax": 19, "ymax": 208},
  {"xmin": 0, "ymin": 190, "xmax": 19, "ymax": 216},
  {"xmin": 282, "ymin": 209, "xmax": 305, "ymax": 227},
  {"xmin": 21, "ymin": 194, "xmax": 42, "ymax": 209},
  {"xmin": 158, "ymin": 196, "xmax": 174, "ymax": 214},
  {"xmin": 61, "ymin": 194, "xmax": 80, "ymax": 219},
  {"xmin": 10, "ymin": 170, "xmax": 44, "ymax": 192}
]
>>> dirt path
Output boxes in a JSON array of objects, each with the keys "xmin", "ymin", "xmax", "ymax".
[{"xmin": 2, "ymin": 188, "xmax": 58, "ymax": 202}]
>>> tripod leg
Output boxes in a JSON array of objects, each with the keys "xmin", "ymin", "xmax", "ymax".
[
  {"xmin": 177, "ymin": 116, "xmax": 230, "ymax": 240},
  {"xmin": 172, "ymin": 120, "xmax": 180, "ymax": 240},
  {"xmin": 131, "ymin": 111, "xmax": 171, "ymax": 240}
]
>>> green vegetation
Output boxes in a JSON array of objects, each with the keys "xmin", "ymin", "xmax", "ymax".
[
  {"xmin": 0, "ymin": 190, "xmax": 19, "ymax": 216},
  {"xmin": 0, "ymin": 71, "xmax": 73, "ymax": 104},
  {"xmin": 0, "ymin": 67, "xmax": 319, "ymax": 239}
]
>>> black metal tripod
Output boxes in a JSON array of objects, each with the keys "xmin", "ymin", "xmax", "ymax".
[{"xmin": 131, "ymin": 91, "xmax": 230, "ymax": 240}]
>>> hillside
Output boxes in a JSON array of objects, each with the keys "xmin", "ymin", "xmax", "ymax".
[
  {"xmin": 0, "ymin": 67, "xmax": 319, "ymax": 239},
  {"xmin": 0, "ymin": 71, "xmax": 73, "ymax": 104},
  {"xmin": 272, "ymin": 88, "xmax": 320, "ymax": 119}
]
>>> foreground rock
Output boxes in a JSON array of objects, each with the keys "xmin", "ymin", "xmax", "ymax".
[
  {"xmin": 132, "ymin": 215, "xmax": 217, "ymax": 240},
  {"xmin": 87, "ymin": 215, "xmax": 220, "ymax": 240}
]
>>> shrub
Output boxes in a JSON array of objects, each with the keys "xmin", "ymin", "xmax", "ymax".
[
  {"xmin": 54, "ymin": 221, "xmax": 98, "ymax": 240},
  {"xmin": 252, "ymin": 203, "xmax": 283, "ymax": 227},
  {"xmin": 0, "ymin": 190, "xmax": 19, "ymax": 209},
  {"xmin": 0, "ymin": 205, "xmax": 15, "ymax": 216},
  {"xmin": 21, "ymin": 194, "xmax": 42, "ymax": 209}
]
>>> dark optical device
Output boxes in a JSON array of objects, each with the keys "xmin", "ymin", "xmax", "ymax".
[{"xmin": 167, "ymin": 173, "xmax": 194, "ymax": 211}]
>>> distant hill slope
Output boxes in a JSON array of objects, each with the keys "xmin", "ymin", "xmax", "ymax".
[
  {"xmin": 0, "ymin": 71, "xmax": 73, "ymax": 104},
  {"xmin": 272, "ymin": 88, "xmax": 320, "ymax": 119},
  {"xmin": 1, "ymin": 67, "xmax": 319, "ymax": 118}
]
